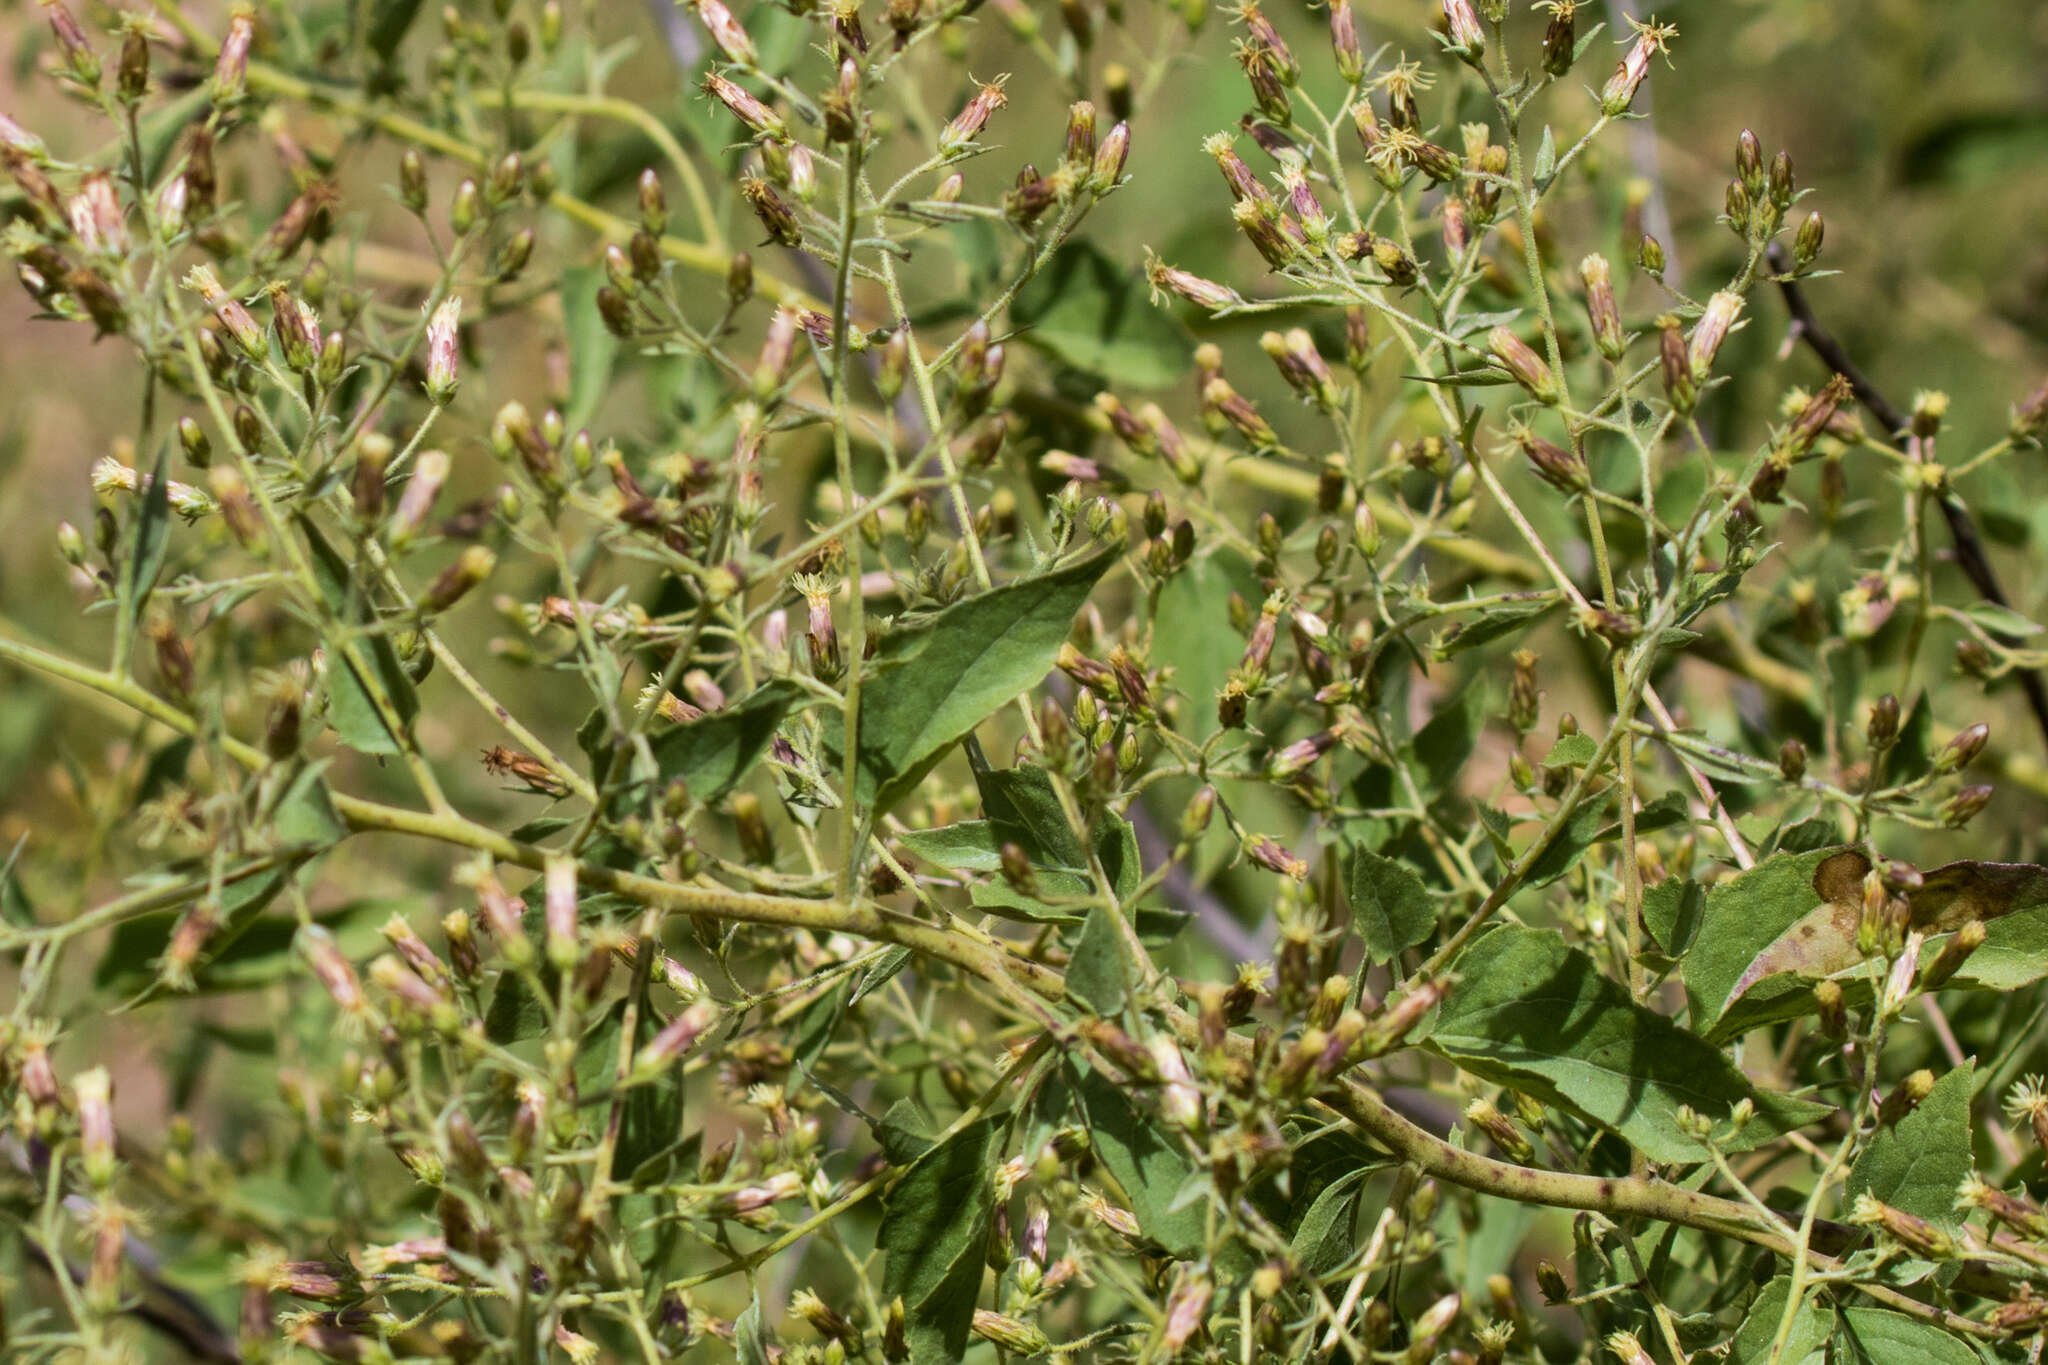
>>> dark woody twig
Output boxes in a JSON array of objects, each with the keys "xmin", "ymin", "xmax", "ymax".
[{"xmin": 1766, "ymin": 242, "xmax": 2048, "ymax": 754}]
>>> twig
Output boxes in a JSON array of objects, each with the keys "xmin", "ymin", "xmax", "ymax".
[{"xmin": 1766, "ymin": 241, "xmax": 2048, "ymax": 754}]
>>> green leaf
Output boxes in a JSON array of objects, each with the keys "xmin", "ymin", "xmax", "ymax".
[
  {"xmin": 845, "ymin": 552, "xmax": 1114, "ymax": 814},
  {"xmin": 1845, "ymin": 1062, "xmax": 1973, "ymax": 1231},
  {"xmin": 734, "ymin": 1290, "xmax": 772, "ymax": 1365},
  {"xmin": 1519, "ymin": 796, "xmax": 1612, "ymax": 889},
  {"xmin": 649, "ymin": 680, "xmax": 801, "ymax": 804},
  {"xmin": 1726, "ymin": 1277, "xmax": 1829, "ymax": 1365},
  {"xmin": 272, "ymin": 762, "xmax": 346, "ymax": 848},
  {"xmin": 617, "ymin": 1002, "xmax": 686, "ymax": 1182},
  {"xmin": 1532, "ymin": 124, "xmax": 1558, "ymax": 186},
  {"xmin": 878, "ymin": 1117, "xmax": 998, "ymax": 1364},
  {"xmin": 1010, "ymin": 241, "xmax": 1193, "ymax": 389},
  {"xmin": 1887, "ymin": 692, "xmax": 1936, "ymax": 786},
  {"xmin": 559, "ymin": 264, "xmax": 621, "ymax": 435},
  {"xmin": 1688, "ymin": 848, "xmax": 2048, "ymax": 1038},
  {"xmin": 121, "ymin": 445, "xmax": 172, "ymax": 647},
  {"xmin": 1833, "ymin": 1308, "xmax": 1979, "ymax": 1365},
  {"xmin": 896, "ymin": 820, "xmax": 1007, "ymax": 872},
  {"xmin": 1963, "ymin": 600, "xmax": 2042, "ymax": 637},
  {"xmin": 1543, "ymin": 733, "xmax": 1597, "ymax": 767},
  {"xmin": 1430, "ymin": 927, "xmax": 1830, "ymax": 1163},
  {"xmin": 1151, "ymin": 552, "xmax": 1260, "ymax": 739},
  {"xmin": 1407, "ymin": 683, "xmax": 1488, "ymax": 801},
  {"xmin": 1066, "ymin": 905, "xmax": 1130, "ymax": 1016},
  {"xmin": 365, "ymin": 0, "xmax": 425, "ymax": 60},
  {"xmin": 1683, "ymin": 846, "xmax": 1854, "ymax": 1040},
  {"xmin": 1431, "ymin": 596, "xmax": 1559, "ymax": 659},
  {"xmin": 1347, "ymin": 847, "xmax": 1436, "ymax": 962},
  {"xmin": 301, "ymin": 518, "xmax": 418, "ymax": 756},
  {"xmin": 1289, "ymin": 1167, "xmax": 1373, "ymax": 1277},
  {"xmin": 851, "ymin": 946, "xmax": 912, "ymax": 1004},
  {"xmin": 486, "ymin": 969, "xmax": 548, "ymax": 1043},
  {"xmin": 1068, "ymin": 1062, "xmax": 1205, "ymax": 1258},
  {"xmin": 1642, "ymin": 878, "xmax": 1705, "ymax": 957},
  {"xmin": 977, "ymin": 764, "xmax": 1086, "ymax": 868}
]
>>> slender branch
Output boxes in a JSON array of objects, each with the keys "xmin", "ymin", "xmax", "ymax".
[{"xmin": 1767, "ymin": 241, "xmax": 2048, "ymax": 753}]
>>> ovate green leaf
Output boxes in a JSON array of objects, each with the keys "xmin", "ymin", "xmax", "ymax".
[
  {"xmin": 845, "ymin": 552, "xmax": 1113, "ymax": 813},
  {"xmin": 1347, "ymin": 847, "xmax": 1436, "ymax": 962},
  {"xmin": 878, "ymin": 1117, "xmax": 997, "ymax": 1364},
  {"xmin": 1431, "ymin": 927, "xmax": 1830, "ymax": 1163},
  {"xmin": 1845, "ymin": 1062, "xmax": 1973, "ymax": 1231},
  {"xmin": 1011, "ymin": 241, "xmax": 1194, "ymax": 389}
]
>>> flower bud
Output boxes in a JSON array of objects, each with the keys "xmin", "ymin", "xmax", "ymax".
[
  {"xmin": 1489, "ymin": 327, "xmax": 1558, "ymax": 404},
  {"xmin": 941, "ymin": 78, "xmax": 1008, "ymax": 154},
  {"xmin": 43, "ymin": 0, "xmax": 100, "ymax": 88},
  {"xmin": 1542, "ymin": 0, "xmax": 1577, "ymax": 74},
  {"xmin": 1941, "ymin": 784, "xmax": 1993, "ymax": 829},
  {"xmin": 1441, "ymin": 0, "xmax": 1485, "ymax": 58},
  {"xmin": 1935, "ymin": 722, "xmax": 1988, "ymax": 774},
  {"xmin": 1657, "ymin": 314, "xmax": 1695, "ymax": 411},
  {"xmin": 694, "ymin": 0, "xmax": 757, "ymax": 65},
  {"xmin": 450, "ymin": 178, "xmax": 481, "ymax": 234},
  {"xmin": 424, "ymin": 546, "xmax": 495, "ymax": 613},
  {"xmin": 1690, "ymin": 290, "xmax": 1743, "ymax": 378}
]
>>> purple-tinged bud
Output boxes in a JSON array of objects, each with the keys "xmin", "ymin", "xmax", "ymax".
[
  {"xmin": 1328, "ymin": 0, "xmax": 1363, "ymax": 82},
  {"xmin": 1606, "ymin": 1332, "xmax": 1656, "ymax": 1365},
  {"xmin": 1090, "ymin": 120, "xmax": 1130, "ymax": 193},
  {"xmin": 1735, "ymin": 128, "xmax": 1765, "ymax": 198},
  {"xmin": 1689, "ymin": 289, "xmax": 1743, "ymax": 378},
  {"xmin": 1239, "ymin": 2, "xmax": 1297, "ymax": 82},
  {"xmin": 75, "ymin": 1067, "xmax": 117, "ymax": 1186},
  {"xmin": 1489, "ymin": 327, "xmax": 1559, "ymax": 404},
  {"xmin": 41, "ymin": 0, "xmax": 100, "ymax": 87},
  {"xmin": 941, "ymin": 78, "xmax": 1008, "ymax": 154},
  {"xmin": 693, "ymin": 0, "xmax": 757, "ymax": 65},
  {"xmin": 299, "ymin": 925, "xmax": 367, "ymax": 1018},
  {"xmin": 215, "ymin": 7, "xmax": 255, "ymax": 102},
  {"xmin": 630, "ymin": 1000, "xmax": 720, "ymax": 1081},
  {"xmin": 1941, "ymin": 784, "xmax": 1993, "ymax": 829},
  {"xmin": 1441, "ymin": 0, "xmax": 1486, "ymax": 59},
  {"xmin": 1784, "ymin": 373, "xmax": 1852, "ymax": 455},
  {"xmin": 1581, "ymin": 254, "xmax": 1623, "ymax": 360},
  {"xmin": 704, "ymin": 71, "xmax": 786, "ymax": 140},
  {"xmin": 1656, "ymin": 314, "xmax": 1695, "ymax": 412},
  {"xmin": 1146, "ymin": 254, "xmax": 1240, "ymax": 311},
  {"xmin": 68, "ymin": 172, "xmax": 126, "ymax": 256},
  {"xmin": 1600, "ymin": 17, "xmax": 1676, "ymax": 116},
  {"xmin": 1161, "ymin": 1271, "xmax": 1213, "ymax": 1352},
  {"xmin": 418, "ymin": 297, "xmax": 460, "ymax": 403},
  {"xmin": 1260, "ymin": 328, "xmax": 1336, "ymax": 409},
  {"xmin": 184, "ymin": 265, "xmax": 263, "ymax": 360},
  {"xmin": 543, "ymin": 856, "xmax": 579, "ymax": 969},
  {"xmin": 424, "ymin": 546, "xmax": 495, "ymax": 614},
  {"xmin": 1936, "ymin": 723, "xmax": 1989, "ymax": 774},
  {"xmin": 1204, "ymin": 375, "xmax": 1277, "ymax": 447},
  {"xmin": 1515, "ymin": 427, "xmax": 1587, "ymax": 493},
  {"xmin": 742, "ymin": 176, "xmax": 802, "ymax": 247},
  {"xmin": 0, "ymin": 111, "xmax": 46, "ymax": 160},
  {"xmin": 1245, "ymin": 834, "xmax": 1308, "ymax": 880},
  {"xmin": 390, "ymin": 450, "xmax": 450, "ymax": 547}
]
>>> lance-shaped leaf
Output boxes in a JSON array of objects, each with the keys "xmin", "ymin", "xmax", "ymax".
[
  {"xmin": 837, "ymin": 552, "xmax": 1113, "ymax": 815},
  {"xmin": 1686, "ymin": 846, "xmax": 2048, "ymax": 1040},
  {"xmin": 1430, "ymin": 927, "xmax": 1830, "ymax": 1163},
  {"xmin": 878, "ymin": 1117, "xmax": 997, "ymax": 1364}
]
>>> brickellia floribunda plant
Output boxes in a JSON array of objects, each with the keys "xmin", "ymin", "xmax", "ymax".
[{"xmin": 6, "ymin": 0, "xmax": 2048, "ymax": 1361}]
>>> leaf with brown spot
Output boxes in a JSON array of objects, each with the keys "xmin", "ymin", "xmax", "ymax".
[{"xmin": 1687, "ymin": 846, "xmax": 2048, "ymax": 1041}]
